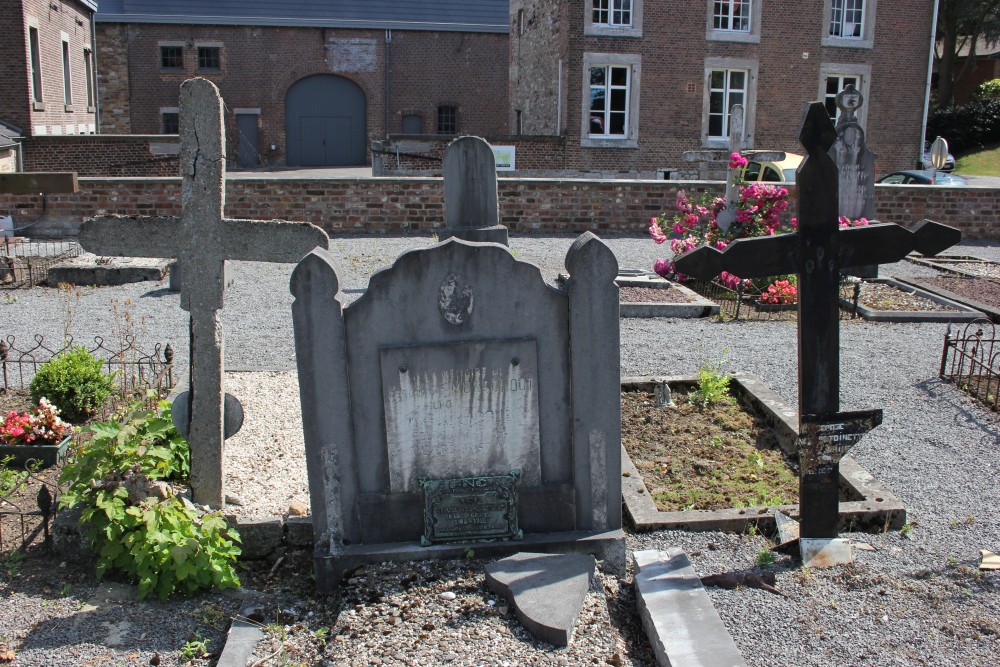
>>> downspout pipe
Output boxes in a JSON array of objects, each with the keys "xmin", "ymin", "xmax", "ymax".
[
  {"xmin": 91, "ymin": 11, "xmax": 101, "ymax": 133},
  {"xmin": 919, "ymin": 0, "xmax": 941, "ymax": 166},
  {"xmin": 384, "ymin": 29, "xmax": 392, "ymax": 138}
]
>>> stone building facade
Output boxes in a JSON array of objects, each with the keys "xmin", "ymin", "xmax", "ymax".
[
  {"xmin": 509, "ymin": 0, "xmax": 935, "ymax": 176},
  {"xmin": 0, "ymin": 0, "xmax": 99, "ymax": 140},
  {"xmin": 93, "ymin": 2, "xmax": 510, "ymax": 168}
]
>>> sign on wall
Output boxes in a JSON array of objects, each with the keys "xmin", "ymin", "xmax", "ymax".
[{"xmin": 492, "ymin": 146, "xmax": 516, "ymax": 171}]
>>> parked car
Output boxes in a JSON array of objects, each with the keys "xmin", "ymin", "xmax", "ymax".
[
  {"xmin": 920, "ymin": 142, "xmax": 955, "ymax": 172},
  {"xmin": 877, "ymin": 170, "xmax": 968, "ymax": 185},
  {"xmin": 741, "ymin": 153, "xmax": 804, "ymax": 183}
]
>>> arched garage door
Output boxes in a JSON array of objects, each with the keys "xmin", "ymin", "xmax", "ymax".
[{"xmin": 285, "ymin": 74, "xmax": 366, "ymax": 167}]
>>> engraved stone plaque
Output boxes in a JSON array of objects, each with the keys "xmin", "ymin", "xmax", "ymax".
[
  {"xmin": 420, "ymin": 471, "xmax": 522, "ymax": 545},
  {"xmin": 798, "ymin": 409, "xmax": 883, "ymax": 480},
  {"xmin": 381, "ymin": 339, "xmax": 540, "ymax": 494}
]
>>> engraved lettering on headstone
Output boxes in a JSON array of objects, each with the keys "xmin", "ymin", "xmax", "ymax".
[
  {"xmin": 420, "ymin": 472, "xmax": 522, "ymax": 544},
  {"xmin": 381, "ymin": 340, "xmax": 541, "ymax": 493}
]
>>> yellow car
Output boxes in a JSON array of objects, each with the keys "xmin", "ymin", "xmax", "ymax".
[{"xmin": 741, "ymin": 153, "xmax": 803, "ymax": 183}]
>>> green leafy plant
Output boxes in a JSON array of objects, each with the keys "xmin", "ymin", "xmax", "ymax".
[
  {"xmin": 59, "ymin": 401, "xmax": 239, "ymax": 601},
  {"xmin": 756, "ymin": 548, "xmax": 777, "ymax": 568},
  {"xmin": 690, "ymin": 355, "xmax": 732, "ymax": 408},
  {"xmin": 900, "ymin": 522, "xmax": 913, "ymax": 539},
  {"xmin": 179, "ymin": 633, "xmax": 210, "ymax": 661},
  {"xmin": 29, "ymin": 347, "xmax": 115, "ymax": 422}
]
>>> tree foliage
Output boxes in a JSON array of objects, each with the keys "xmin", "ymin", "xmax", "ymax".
[{"xmin": 936, "ymin": 0, "xmax": 1000, "ymax": 109}]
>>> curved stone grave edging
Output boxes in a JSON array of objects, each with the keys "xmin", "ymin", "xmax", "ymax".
[
  {"xmin": 616, "ymin": 274, "xmax": 721, "ymax": 318},
  {"xmin": 620, "ymin": 375, "xmax": 907, "ymax": 534}
]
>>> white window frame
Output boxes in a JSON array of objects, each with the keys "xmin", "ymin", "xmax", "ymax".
[
  {"xmin": 159, "ymin": 40, "xmax": 185, "ymax": 70},
  {"xmin": 580, "ymin": 52, "xmax": 641, "ymax": 148},
  {"xmin": 822, "ymin": 0, "xmax": 877, "ymax": 49},
  {"xmin": 61, "ymin": 32, "xmax": 72, "ymax": 107},
  {"xmin": 701, "ymin": 57, "xmax": 758, "ymax": 148},
  {"xmin": 584, "ymin": 0, "xmax": 643, "ymax": 37},
  {"xmin": 83, "ymin": 46, "xmax": 95, "ymax": 110},
  {"xmin": 27, "ymin": 17, "xmax": 43, "ymax": 107},
  {"xmin": 818, "ymin": 63, "xmax": 872, "ymax": 128},
  {"xmin": 706, "ymin": 0, "xmax": 761, "ymax": 43}
]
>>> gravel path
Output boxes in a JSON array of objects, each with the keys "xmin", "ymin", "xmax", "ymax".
[{"xmin": 0, "ymin": 235, "xmax": 998, "ymax": 666}]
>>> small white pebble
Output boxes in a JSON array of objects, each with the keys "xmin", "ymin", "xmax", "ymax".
[
  {"xmin": 486, "ymin": 600, "xmax": 496, "ymax": 607},
  {"xmin": 440, "ymin": 591, "xmax": 457, "ymax": 600}
]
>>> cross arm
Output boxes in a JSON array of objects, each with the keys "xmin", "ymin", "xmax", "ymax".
[
  {"xmin": 838, "ymin": 220, "xmax": 961, "ymax": 269},
  {"xmin": 220, "ymin": 218, "xmax": 330, "ymax": 263},
  {"xmin": 79, "ymin": 215, "xmax": 184, "ymax": 259},
  {"xmin": 673, "ymin": 233, "xmax": 799, "ymax": 281}
]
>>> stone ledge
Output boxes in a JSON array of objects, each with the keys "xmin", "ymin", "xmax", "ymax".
[{"xmin": 620, "ymin": 375, "xmax": 907, "ymax": 534}]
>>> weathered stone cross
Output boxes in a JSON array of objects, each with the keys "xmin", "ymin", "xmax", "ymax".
[
  {"xmin": 674, "ymin": 102, "xmax": 960, "ymax": 542},
  {"xmin": 79, "ymin": 78, "xmax": 329, "ymax": 507}
]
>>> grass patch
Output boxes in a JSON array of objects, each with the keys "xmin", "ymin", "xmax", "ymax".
[
  {"xmin": 956, "ymin": 143, "xmax": 1000, "ymax": 176},
  {"xmin": 621, "ymin": 387, "xmax": 799, "ymax": 512}
]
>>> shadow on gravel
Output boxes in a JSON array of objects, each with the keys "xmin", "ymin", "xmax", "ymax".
[
  {"xmin": 140, "ymin": 287, "xmax": 175, "ymax": 299},
  {"xmin": 913, "ymin": 378, "xmax": 1000, "ymax": 434}
]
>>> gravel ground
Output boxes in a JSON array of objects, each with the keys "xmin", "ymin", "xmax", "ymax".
[{"xmin": 1, "ymin": 234, "xmax": 998, "ymax": 666}]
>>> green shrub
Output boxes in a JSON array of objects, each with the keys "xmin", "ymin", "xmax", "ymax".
[
  {"xmin": 972, "ymin": 78, "xmax": 1000, "ymax": 101},
  {"xmin": 29, "ymin": 347, "xmax": 115, "ymax": 422},
  {"xmin": 691, "ymin": 354, "xmax": 732, "ymax": 408},
  {"xmin": 927, "ymin": 98, "xmax": 1000, "ymax": 154},
  {"xmin": 59, "ymin": 401, "xmax": 239, "ymax": 601}
]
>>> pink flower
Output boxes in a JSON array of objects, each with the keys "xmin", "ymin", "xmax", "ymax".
[
  {"xmin": 649, "ymin": 220, "xmax": 667, "ymax": 244},
  {"xmin": 673, "ymin": 223, "xmax": 685, "ymax": 235},
  {"xmin": 675, "ymin": 190, "xmax": 692, "ymax": 214},
  {"xmin": 653, "ymin": 258, "xmax": 672, "ymax": 277},
  {"xmin": 728, "ymin": 152, "xmax": 748, "ymax": 169}
]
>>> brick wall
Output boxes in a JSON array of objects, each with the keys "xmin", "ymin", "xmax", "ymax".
[
  {"xmin": 93, "ymin": 24, "xmax": 510, "ymax": 168},
  {"xmin": 378, "ymin": 135, "xmax": 570, "ymax": 176},
  {"xmin": 511, "ymin": 0, "xmax": 933, "ymax": 176},
  {"xmin": 0, "ymin": 0, "xmax": 32, "ymax": 133},
  {"xmin": 18, "ymin": 0, "xmax": 98, "ymax": 137},
  {"xmin": 21, "ymin": 135, "xmax": 178, "ymax": 176},
  {"xmin": 2, "ymin": 177, "xmax": 997, "ymax": 240}
]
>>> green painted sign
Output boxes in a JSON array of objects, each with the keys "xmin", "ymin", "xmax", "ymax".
[{"xmin": 419, "ymin": 471, "xmax": 522, "ymax": 545}]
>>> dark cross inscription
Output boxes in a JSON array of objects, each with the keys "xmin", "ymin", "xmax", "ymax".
[{"xmin": 674, "ymin": 102, "xmax": 961, "ymax": 538}]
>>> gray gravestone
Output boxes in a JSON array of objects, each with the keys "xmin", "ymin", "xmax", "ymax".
[
  {"xmin": 828, "ymin": 84, "xmax": 878, "ymax": 278},
  {"xmin": 439, "ymin": 136, "xmax": 509, "ymax": 245},
  {"xmin": 79, "ymin": 78, "xmax": 329, "ymax": 508},
  {"xmin": 291, "ymin": 231, "xmax": 624, "ymax": 590}
]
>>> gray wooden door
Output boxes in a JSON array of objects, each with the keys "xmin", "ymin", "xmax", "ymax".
[
  {"xmin": 235, "ymin": 113, "xmax": 259, "ymax": 167},
  {"xmin": 285, "ymin": 75, "xmax": 366, "ymax": 167}
]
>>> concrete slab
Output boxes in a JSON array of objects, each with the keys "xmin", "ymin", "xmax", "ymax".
[
  {"xmin": 485, "ymin": 552, "xmax": 595, "ymax": 646},
  {"xmin": 800, "ymin": 538, "xmax": 853, "ymax": 568},
  {"xmin": 47, "ymin": 253, "xmax": 169, "ymax": 286},
  {"xmin": 216, "ymin": 597, "xmax": 265, "ymax": 667},
  {"xmin": 634, "ymin": 548, "xmax": 748, "ymax": 667}
]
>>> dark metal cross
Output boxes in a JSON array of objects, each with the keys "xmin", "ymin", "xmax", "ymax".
[{"xmin": 674, "ymin": 102, "xmax": 961, "ymax": 539}]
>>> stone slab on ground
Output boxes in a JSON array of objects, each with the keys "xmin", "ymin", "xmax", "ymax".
[
  {"xmin": 47, "ymin": 253, "xmax": 170, "ymax": 286},
  {"xmin": 800, "ymin": 537, "xmax": 854, "ymax": 568},
  {"xmin": 633, "ymin": 548, "xmax": 748, "ymax": 667},
  {"xmin": 485, "ymin": 552, "xmax": 595, "ymax": 647},
  {"xmin": 216, "ymin": 597, "xmax": 265, "ymax": 667}
]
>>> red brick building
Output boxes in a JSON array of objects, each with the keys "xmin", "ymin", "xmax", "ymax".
[
  {"xmin": 1, "ymin": 0, "xmax": 98, "ymax": 146},
  {"xmin": 93, "ymin": 0, "xmax": 510, "ymax": 168},
  {"xmin": 509, "ymin": 0, "xmax": 936, "ymax": 176}
]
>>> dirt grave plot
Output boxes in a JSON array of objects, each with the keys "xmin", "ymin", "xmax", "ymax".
[
  {"xmin": 619, "ymin": 285, "xmax": 695, "ymax": 303},
  {"xmin": 621, "ymin": 387, "xmax": 798, "ymax": 512},
  {"xmin": 916, "ymin": 276, "xmax": 1000, "ymax": 311}
]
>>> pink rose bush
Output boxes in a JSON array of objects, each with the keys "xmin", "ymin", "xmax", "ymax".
[
  {"xmin": 0, "ymin": 398, "xmax": 72, "ymax": 447},
  {"xmin": 649, "ymin": 153, "xmax": 795, "ymax": 288},
  {"xmin": 758, "ymin": 279, "xmax": 798, "ymax": 305}
]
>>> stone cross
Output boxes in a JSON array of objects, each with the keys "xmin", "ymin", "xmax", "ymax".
[
  {"xmin": 439, "ymin": 136, "xmax": 509, "ymax": 245},
  {"xmin": 829, "ymin": 85, "xmax": 878, "ymax": 278},
  {"xmin": 682, "ymin": 104, "xmax": 783, "ymax": 231},
  {"xmin": 673, "ymin": 102, "xmax": 960, "ymax": 541},
  {"xmin": 79, "ymin": 78, "xmax": 329, "ymax": 508}
]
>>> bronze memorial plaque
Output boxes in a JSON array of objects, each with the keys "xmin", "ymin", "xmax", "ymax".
[{"xmin": 419, "ymin": 471, "xmax": 522, "ymax": 545}]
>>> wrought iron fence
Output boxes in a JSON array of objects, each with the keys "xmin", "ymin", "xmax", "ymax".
[
  {"xmin": 685, "ymin": 278, "xmax": 860, "ymax": 321},
  {"xmin": 939, "ymin": 319, "xmax": 999, "ymax": 412},
  {"xmin": 0, "ymin": 334, "xmax": 174, "ymax": 407},
  {"xmin": 0, "ymin": 461, "xmax": 59, "ymax": 553},
  {"xmin": 0, "ymin": 238, "xmax": 82, "ymax": 289}
]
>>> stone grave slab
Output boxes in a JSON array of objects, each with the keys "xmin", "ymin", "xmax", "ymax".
[
  {"xmin": 894, "ymin": 276, "xmax": 1000, "ymax": 323},
  {"xmin": 485, "ymin": 552, "xmax": 595, "ymax": 647},
  {"xmin": 291, "ymin": 232, "xmax": 625, "ymax": 590},
  {"xmin": 620, "ymin": 376, "xmax": 906, "ymax": 535},
  {"xmin": 46, "ymin": 253, "xmax": 170, "ymax": 286},
  {"xmin": 634, "ymin": 548, "xmax": 748, "ymax": 667}
]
